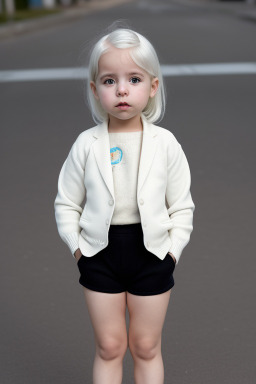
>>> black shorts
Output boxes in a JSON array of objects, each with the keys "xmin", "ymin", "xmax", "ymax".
[{"xmin": 77, "ymin": 223, "xmax": 175, "ymax": 296}]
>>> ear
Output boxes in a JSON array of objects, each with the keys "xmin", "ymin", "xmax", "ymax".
[
  {"xmin": 90, "ymin": 81, "xmax": 99, "ymax": 100},
  {"xmin": 149, "ymin": 77, "xmax": 159, "ymax": 98}
]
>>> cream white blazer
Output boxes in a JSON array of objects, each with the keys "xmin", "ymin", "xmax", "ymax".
[{"xmin": 54, "ymin": 115, "xmax": 195, "ymax": 265}]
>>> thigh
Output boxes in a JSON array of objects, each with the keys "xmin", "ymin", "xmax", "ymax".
[
  {"xmin": 127, "ymin": 290, "xmax": 172, "ymax": 350},
  {"xmin": 83, "ymin": 287, "xmax": 128, "ymax": 350}
]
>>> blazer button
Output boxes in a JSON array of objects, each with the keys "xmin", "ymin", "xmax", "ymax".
[
  {"xmin": 106, "ymin": 219, "xmax": 109, "ymax": 225},
  {"xmin": 109, "ymin": 199, "xmax": 114, "ymax": 205},
  {"xmin": 147, "ymin": 241, "xmax": 150, "ymax": 247},
  {"xmin": 139, "ymin": 198, "xmax": 144, "ymax": 205},
  {"xmin": 143, "ymin": 222, "xmax": 147, "ymax": 227}
]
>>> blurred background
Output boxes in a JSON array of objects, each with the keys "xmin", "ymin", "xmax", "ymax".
[{"xmin": 1, "ymin": 0, "xmax": 256, "ymax": 383}]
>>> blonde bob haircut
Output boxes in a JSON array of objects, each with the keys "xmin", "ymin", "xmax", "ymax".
[{"xmin": 87, "ymin": 28, "xmax": 166, "ymax": 125}]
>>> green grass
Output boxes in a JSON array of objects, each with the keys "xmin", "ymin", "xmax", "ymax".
[{"xmin": 0, "ymin": 8, "xmax": 61, "ymax": 24}]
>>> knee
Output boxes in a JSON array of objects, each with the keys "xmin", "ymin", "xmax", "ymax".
[
  {"xmin": 96, "ymin": 337, "xmax": 128, "ymax": 361},
  {"xmin": 129, "ymin": 337, "xmax": 160, "ymax": 361}
]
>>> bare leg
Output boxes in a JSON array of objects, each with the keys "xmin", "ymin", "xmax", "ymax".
[
  {"xmin": 82, "ymin": 287, "xmax": 128, "ymax": 384},
  {"xmin": 127, "ymin": 289, "xmax": 172, "ymax": 384}
]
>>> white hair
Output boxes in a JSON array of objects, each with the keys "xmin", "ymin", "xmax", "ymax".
[{"xmin": 86, "ymin": 28, "xmax": 166, "ymax": 125}]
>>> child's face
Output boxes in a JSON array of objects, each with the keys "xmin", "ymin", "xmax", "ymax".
[{"xmin": 90, "ymin": 46, "xmax": 159, "ymax": 123}]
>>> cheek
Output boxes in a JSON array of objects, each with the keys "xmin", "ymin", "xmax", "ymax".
[
  {"xmin": 135, "ymin": 87, "xmax": 151, "ymax": 103},
  {"xmin": 98, "ymin": 88, "xmax": 112, "ymax": 105}
]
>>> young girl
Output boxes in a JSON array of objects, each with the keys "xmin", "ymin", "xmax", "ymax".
[{"xmin": 54, "ymin": 25, "xmax": 195, "ymax": 384}]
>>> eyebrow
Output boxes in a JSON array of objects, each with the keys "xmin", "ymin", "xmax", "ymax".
[{"xmin": 99, "ymin": 72, "xmax": 145, "ymax": 81}]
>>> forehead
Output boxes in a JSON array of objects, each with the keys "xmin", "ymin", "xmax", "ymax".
[{"xmin": 98, "ymin": 47, "xmax": 145, "ymax": 74}]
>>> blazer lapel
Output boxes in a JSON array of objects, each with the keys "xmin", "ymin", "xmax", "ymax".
[{"xmin": 92, "ymin": 114, "xmax": 158, "ymax": 199}]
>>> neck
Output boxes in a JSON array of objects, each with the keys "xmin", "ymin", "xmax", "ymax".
[{"xmin": 108, "ymin": 115, "xmax": 143, "ymax": 132}]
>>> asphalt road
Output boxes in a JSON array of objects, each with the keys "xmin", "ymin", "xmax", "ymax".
[{"xmin": 1, "ymin": 0, "xmax": 256, "ymax": 383}]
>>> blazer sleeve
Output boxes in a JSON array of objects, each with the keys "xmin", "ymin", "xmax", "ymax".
[
  {"xmin": 54, "ymin": 137, "xmax": 86, "ymax": 258},
  {"xmin": 166, "ymin": 135, "xmax": 195, "ymax": 264}
]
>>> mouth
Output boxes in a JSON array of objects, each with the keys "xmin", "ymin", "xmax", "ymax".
[{"xmin": 116, "ymin": 102, "xmax": 131, "ymax": 109}]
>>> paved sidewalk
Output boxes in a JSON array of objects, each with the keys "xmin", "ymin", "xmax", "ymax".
[{"xmin": 0, "ymin": 0, "xmax": 135, "ymax": 41}]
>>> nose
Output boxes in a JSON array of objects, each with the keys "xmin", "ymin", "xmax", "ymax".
[{"xmin": 116, "ymin": 82, "xmax": 128, "ymax": 97}]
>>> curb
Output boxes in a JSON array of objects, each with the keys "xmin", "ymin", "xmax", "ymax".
[{"xmin": 0, "ymin": 0, "xmax": 135, "ymax": 41}]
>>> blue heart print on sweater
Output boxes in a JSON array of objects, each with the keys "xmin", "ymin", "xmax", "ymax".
[{"xmin": 110, "ymin": 147, "xmax": 123, "ymax": 165}]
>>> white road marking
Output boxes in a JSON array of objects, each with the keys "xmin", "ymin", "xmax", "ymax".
[
  {"xmin": 0, "ymin": 63, "xmax": 256, "ymax": 82},
  {"xmin": 0, "ymin": 68, "xmax": 89, "ymax": 82},
  {"xmin": 160, "ymin": 62, "xmax": 256, "ymax": 76}
]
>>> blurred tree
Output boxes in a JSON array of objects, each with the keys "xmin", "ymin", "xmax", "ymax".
[{"xmin": 15, "ymin": 0, "xmax": 28, "ymax": 10}]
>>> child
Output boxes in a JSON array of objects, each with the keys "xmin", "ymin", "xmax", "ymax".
[{"xmin": 54, "ymin": 25, "xmax": 195, "ymax": 384}]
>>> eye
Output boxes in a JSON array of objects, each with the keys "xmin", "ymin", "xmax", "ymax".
[
  {"xmin": 104, "ymin": 79, "xmax": 115, "ymax": 85},
  {"xmin": 130, "ymin": 77, "xmax": 141, "ymax": 84}
]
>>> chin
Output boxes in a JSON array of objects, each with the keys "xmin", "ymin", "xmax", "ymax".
[{"xmin": 111, "ymin": 114, "xmax": 133, "ymax": 121}]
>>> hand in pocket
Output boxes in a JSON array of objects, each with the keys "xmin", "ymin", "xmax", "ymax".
[
  {"xmin": 167, "ymin": 252, "xmax": 176, "ymax": 265},
  {"xmin": 74, "ymin": 248, "xmax": 83, "ymax": 262}
]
